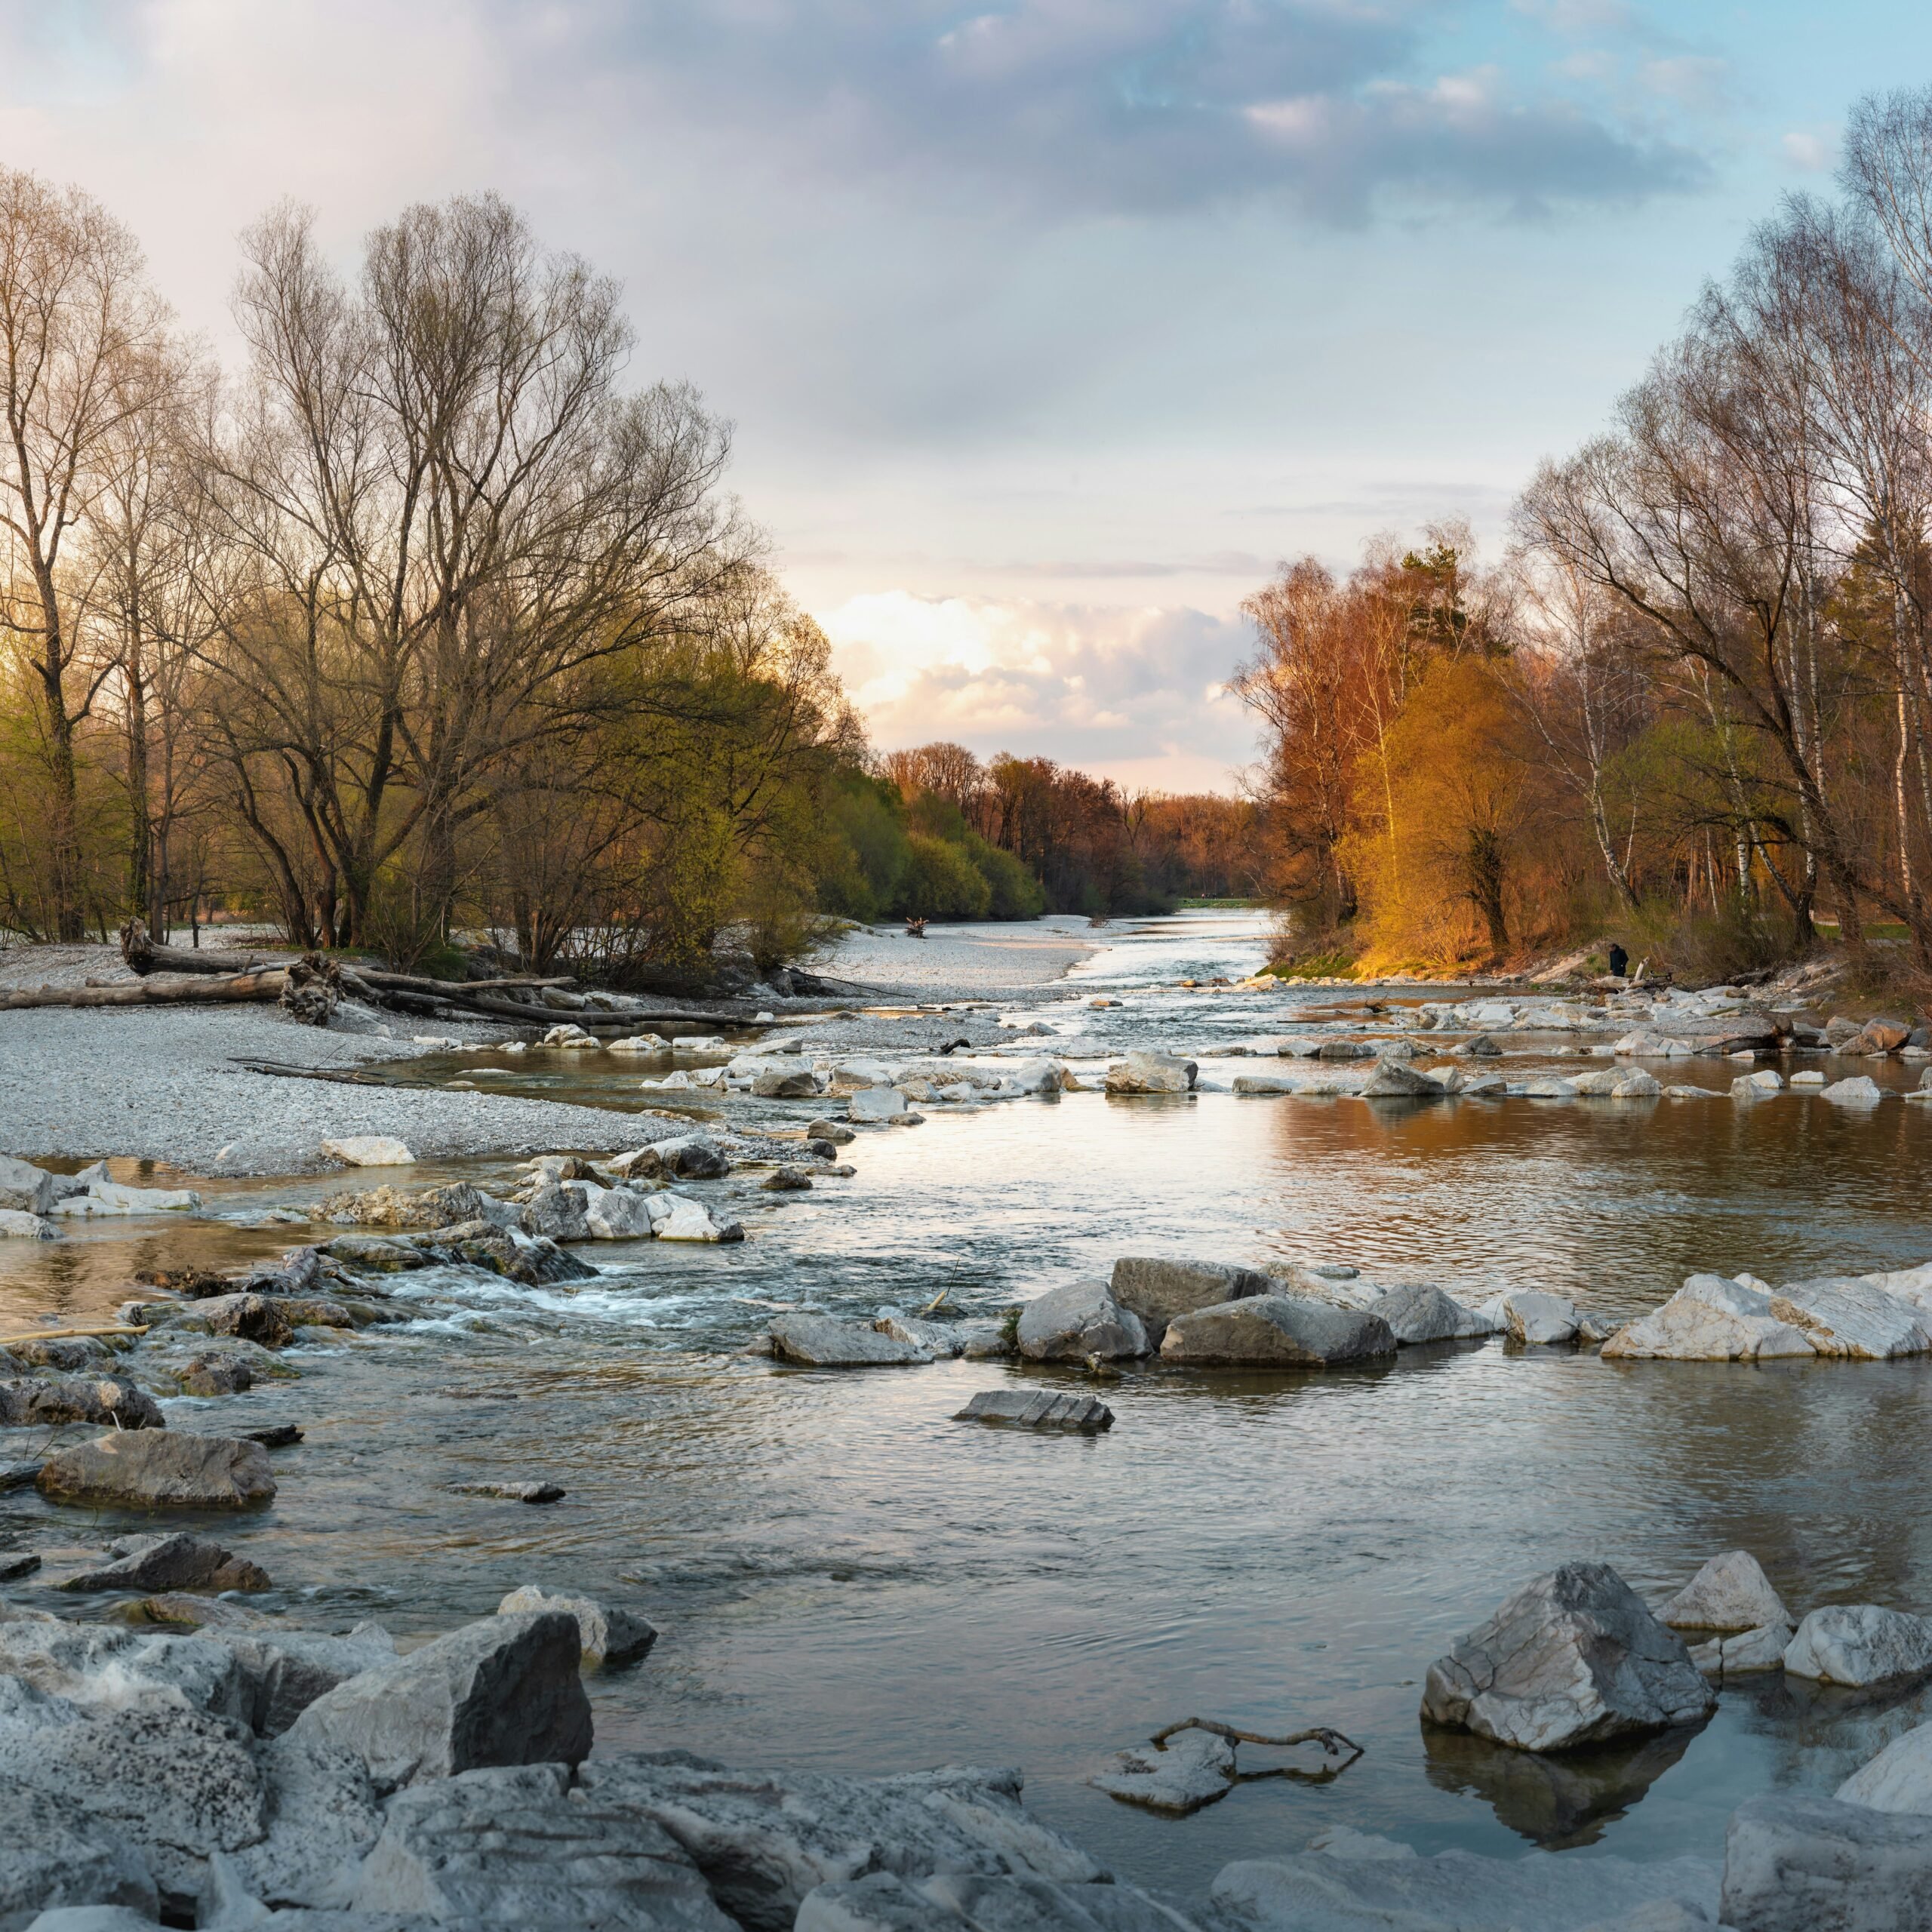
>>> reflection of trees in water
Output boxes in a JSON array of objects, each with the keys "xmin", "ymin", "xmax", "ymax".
[{"xmin": 1422, "ymin": 1721, "xmax": 1705, "ymax": 1847}]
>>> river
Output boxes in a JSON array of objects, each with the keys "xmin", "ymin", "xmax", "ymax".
[{"xmin": 4, "ymin": 909, "xmax": 1932, "ymax": 1896}]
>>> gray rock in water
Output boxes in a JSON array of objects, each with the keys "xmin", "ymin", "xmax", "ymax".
[
  {"xmin": 955, "ymin": 1390, "xmax": 1114, "ymax": 1432},
  {"xmin": 753, "ymin": 1068, "xmax": 819, "ymax": 1099},
  {"xmin": 348, "ymin": 1760, "xmax": 737, "ymax": 1928},
  {"xmin": 289, "ymin": 1611, "xmax": 592, "ymax": 1792},
  {"xmin": 0, "ymin": 1552, "xmax": 39, "ymax": 1582},
  {"xmin": 1103, "ymin": 1050, "xmax": 1197, "ymax": 1094},
  {"xmin": 1420, "ymin": 1561, "xmax": 1715, "ymax": 1752},
  {"xmin": 174, "ymin": 1351, "xmax": 255, "ymax": 1397},
  {"xmin": 521, "ymin": 1180, "xmax": 591, "ymax": 1242},
  {"xmin": 1109, "ymin": 1257, "xmax": 1276, "ymax": 1346},
  {"xmin": 499, "ymin": 1585, "xmax": 658, "ymax": 1669},
  {"xmin": 1212, "ymin": 1842, "xmax": 1721, "ymax": 1932},
  {"xmin": 1016, "ymin": 1278, "xmax": 1148, "ymax": 1362},
  {"xmin": 795, "ymin": 1870, "xmax": 1224, "ymax": 1929},
  {"xmin": 1688, "ymin": 1620, "xmax": 1794, "ymax": 1681},
  {"xmin": 763, "ymin": 1165, "xmax": 814, "ymax": 1192},
  {"xmin": 658, "ymin": 1135, "xmax": 731, "ymax": 1179},
  {"xmin": 0, "ymin": 1377, "xmax": 162, "ymax": 1430},
  {"xmin": 452, "ymin": 1478, "xmax": 565, "ymax": 1503},
  {"xmin": 60, "ymin": 1534, "xmax": 269, "ymax": 1596},
  {"xmin": 1314, "ymin": 1038, "xmax": 1374, "ymax": 1061},
  {"xmin": 1837, "ymin": 1718, "xmax": 1932, "ymax": 1814},
  {"xmin": 574, "ymin": 1754, "xmax": 1105, "ymax": 1932},
  {"xmin": 806, "ymin": 1119, "xmax": 857, "ymax": 1145},
  {"xmin": 769, "ymin": 1314, "xmax": 929, "ymax": 1367},
  {"xmin": 37, "ymin": 1432, "xmax": 276, "ymax": 1510},
  {"xmin": 1159, "ymin": 1295, "xmax": 1395, "ymax": 1368},
  {"xmin": 1660, "ymin": 1550, "xmax": 1789, "ymax": 1632},
  {"xmin": 0, "ymin": 1154, "xmax": 55, "ymax": 1217},
  {"xmin": 1721, "ymin": 1792, "xmax": 1932, "ymax": 1931},
  {"xmin": 848, "ymin": 1088, "xmax": 907, "ymax": 1123},
  {"xmin": 5, "ymin": 1334, "xmax": 109, "ymax": 1371},
  {"xmin": 1783, "ymin": 1603, "xmax": 1932, "ymax": 1686},
  {"xmin": 1360, "ymin": 1059, "xmax": 1445, "ymax": 1099},
  {"xmin": 0, "ymin": 1773, "xmax": 158, "ymax": 1927},
  {"xmin": 1368, "ymin": 1284, "xmax": 1500, "ymax": 1344},
  {"xmin": 874, "ymin": 1313, "xmax": 966, "ymax": 1355},
  {"xmin": 1089, "ymin": 1727, "xmax": 1234, "ymax": 1813}
]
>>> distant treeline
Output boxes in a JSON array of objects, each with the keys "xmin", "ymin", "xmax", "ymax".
[
  {"xmin": 1237, "ymin": 87, "xmax": 1932, "ymax": 985},
  {"xmin": 832, "ymin": 743, "xmax": 1263, "ymax": 924}
]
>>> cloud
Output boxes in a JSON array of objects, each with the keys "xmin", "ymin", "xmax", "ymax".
[
  {"xmin": 525, "ymin": 0, "xmax": 1710, "ymax": 226},
  {"xmin": 1782, "ymin": 129, "xmax": 1834, "ymax": 174},
  {"xmin": 816, "ymin": 589, "xmax": 1259, "ymax": 790}
]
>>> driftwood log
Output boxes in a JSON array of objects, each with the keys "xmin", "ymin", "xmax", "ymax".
[{"xmin": 118, "ymin": 918, "xmax": 271, "ymax": 976}]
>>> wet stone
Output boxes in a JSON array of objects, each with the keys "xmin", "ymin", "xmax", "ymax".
[
  {"xmin": 955, "ymin": 1390, "xmax": 1115, "ymax": 1432},
  {"xmin": 451, "ymin": 1479, "xmax": 565, "ymax": 1504}
]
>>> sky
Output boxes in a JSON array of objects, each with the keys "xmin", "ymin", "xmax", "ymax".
[{"xmin": 3, "ymin": 1, "xmax": 1930, "ymax": 792}]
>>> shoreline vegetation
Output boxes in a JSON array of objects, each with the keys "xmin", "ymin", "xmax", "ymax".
[{"xmin": 1230, "ymin": 88, "xmax": 1932, "ymax": 1011}]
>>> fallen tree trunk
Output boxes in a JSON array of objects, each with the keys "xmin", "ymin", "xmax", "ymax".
[
  {"xmin": 2, "ymin": 954, "xmax": 341, "ymax": 1026},
  {"xmin": 118, "ymin": 918, "xmax": 275, "ymax": 977}
]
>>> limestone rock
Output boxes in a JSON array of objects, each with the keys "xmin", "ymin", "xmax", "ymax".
[
  {"xmin": 1730, "ymin": 1069, "xmax": 1783, "ymax": 1099},
  {"xmin": 347, "ymin": 1761, "xmax": 737, "ymax": 1928},
  {"xmin": 647, "ymin": 1192, "xmax": 744, "ymax": 1242},
  {"xmin": 769, "ymin": 1314, "xmax": 928, "ymax": 1367},
  {"xmin": 657, "ymin": 1135, "xmax": 731, "ymax": 1179},
  {"xmin": 1369, "ymin": 1284, "xmax": 1500, "ymax": 1344},
  {"xmin": 795, "ymin": 1871, "xmax": 1223, "ymax": 1930},
  {"xmin": 1359, "ymin": 1059, "xmax": 1445, "ymax": 1099},
  {"xmin": 0, "ymin": 1772, "xmax": 158, "ymax": 1927},
  {"xmin": 753, "ymin": 1067, "xmax": 819, "ymax": 1098},
  {"xmin": 60, "ymin": 1534, "xmax": 269, "ymax": 1596},
  {"xmin": 1109, "ymin": 1257, "xmax": 1275, "ymax": 1345},
  {"xmin": 574, "ymin": 1754, "xmax": 1106, "ymax": 1932},
  {"xmin": 1838, "ymin": 1718, "xmax": 1932, "ymax": 1813},
  {"xmin": 1721, "ymin": 1792, "xmax": 1932, "ymax": 1932},
  {"xmin": 223, "ymin": 1729, "xmax": 384, "ymax": 1910},
  {"xmin": 1089, "ymin": 1727, "xmax": 1234, "ymax": 1814},
  {"xmin": 288, "ymin": 1611, "xmax": 592, "ymax": 1791},
  {"xmin": 1602, "ymin": 1275, "xmax": 1814, "ymax": 1362},
  {"xmin": 849, "ymin": 1088, "xmax": 907, "ymax": 1122},
  {"xmin": 1420, "ymin": 1561, "xmax": 1715, "ymax": 1751},
  {"xmin": 763, "ymin": 1165, "xmax": 814, "ymax": 1192},
  {"xmin": 521, "ymin": 1180, "xmax": 590, "ymax": 1242},
  {"xmin": 954, "ymin": 1390, "xmax": 1114, "ymax": 1432},
  {"xmin": 0, "ymin": 1155, "xmax": 55, "ymax": 1216},
  {"xmin": 320, "ymin": 1136, "xmax": 414, "ymax": 1166},
  {"xmin": 498, "ymin": 1585, "xmax": 658, "ymax": 1668},
  {"xmin": 211, "ymin": 1623, "xmax": 399, "ymax": 1737},
  {"xmin": 0, "ymin": 1210, "xmax": 57, "ymax": 1239},
  {"xmin": 452, "ymin": 1478, "xmax": 565, "ymax": 1503},
  {"xmin": 1103, "ymin": 1051, "xmax": 1197, "ymax": 1095},
  {"xmin": 1159, "ymin": 1294, "xmax": 1395, "ymax": 1368},
  {"xmin": 806, "ymin": 1119, "xmax": 857, "ymax": 1145},
  {"xmin": 1768, "ymin": 1275, "xmax": 1932, "ymax": 1358},
  {"xmin": 1213, "ymin": 1845, "xmax": 1722, "ymax": 1932},
  {"xmin": 583, "ymin": 1184, "xmax": 657, "ymax": 1239},
  {"xmin": 1820, "ymin": 1074, "xmax": 1884, "ymax": 1104},
  {"xmin": 0, "ymin": 1377, "xmax": 162, "ymax": 1430},
  {"xmin": 1661, "ymin": 1550, "xmax": 1789, "ymax": 1632},
  {"xmin": 1783, "ymin": 1604, "xmax": 1932, "ymax": 1686},
  {"xmin": 38, "ymin": 1432, "xmax": 275, "ymax": 1509},
  {"xmin": 174, "ymin": 1351, "xmax": 255, "ymax": 1396},
  {"xmin": 1016, "ymin": 1278, "xmax": 1148, "ymax": 1362},
  {"xmin": 1503, "ymin": 1290, "xmax": 1586, "ymax": 1346},
  {"xmin": 874, "ymin": 1314, "xmax": 965, "ymax": 1355}
]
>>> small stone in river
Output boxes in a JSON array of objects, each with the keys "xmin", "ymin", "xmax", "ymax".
[
  {"xmin": 0, "ymin": 1461, "xmax": 43, "ymax": 1491},
  {"xmin": 176, "ymin": 1351, "xmax": 255, "ymax": 1396},
  {"xmin": 763, "ymin": 1166, "xmax": 814, "ymax": 1192},
  {"xmin": 805, "ymin": 1119, "xmax": 856, "ymax": 1144},
  {"xmin": 1820, "ymin": 1075, "xmax": 1884, "ymax": 1105},
  {"xmin": 1103, "ymin": 1050, "xmax": 1196, "ymax": 1094},
  {"xmin": 321, "ymin": 1136, "xmax": 416, "ymax": 1166},
  {"xmin": 955, "ymin": 1389, "xmax": 1113, "ymax": 1431},
  {"xmin": 0, "ymin": 1550, "xmax": 40, "ymax": 1581},
  {"xmin": 1015, "ymin": 1278, "xmax": 1147, "ymax": 1361},
  {"xmin": 244, "ymin": 1423, "xmax": 304, "ymax": 1447},
  {"xmin": 451, "ymin": 1480, "xmax": 565, "ymax": 1504},
  {"xmin": 134, "ymin": 1592, "xmax": 280, "ymax": 1629},
  {"xmin": 1783, "ymin": 1604, "xmax": 1932, "ymax": 1685},
  {"xmin": 752, "ymin": 1068, "xmax": 818, "ymax": 1098},
  {"xmin": 1159, "ymin": 1294, "xmax": 1395, "ymax": 1367},
  {"xmin": 1090, "ymin": 1726, "xmax": 1233, "ymax": 1811},
  {"xmin": 498, "ymin": 1585, "xmax": 658, "ymax": 1669},
  {"xmin": 769, "ymin": 1314, "xmax": 928, "ymax": 1367},
  {"xmin": 848, "ymin": 1087, "xmax": 907, "ymax": 1122},
  {"xmin": 1500, "ymin": 1289, "xmax": 1584, "ymax": 1346}
]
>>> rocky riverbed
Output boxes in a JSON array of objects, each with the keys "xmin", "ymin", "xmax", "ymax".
[{"xmin": 9, "ymin": 915, "xmax": 1932, "ymax": 1923}]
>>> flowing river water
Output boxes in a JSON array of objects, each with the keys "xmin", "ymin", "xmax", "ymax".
[{"xmin": 6, "ymin": 910, "xmax": 1932, "ymax": 1897}]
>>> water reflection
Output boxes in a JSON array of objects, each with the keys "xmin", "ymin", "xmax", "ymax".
[{"xmin": 1423, "ymin": 1724, "xmax": 1705, "ymax": 1847}]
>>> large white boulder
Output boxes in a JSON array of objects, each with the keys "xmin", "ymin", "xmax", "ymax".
[
  {"xmin": 645, "ymin": 1193, "xmax": 743, "ymax": 1243},
  {"xmin": 1502, "ymin": 1290, "xmax": 1587, "ymax": 1346},
  {"xmin": 0, "ymin": 1155, "xmax": 54, "ymax": 1215},
  {"xmin": 1661, "ymin": 1550, "xmax": 1789, "ymax": 1632},
  {"xmin": 1768, "ymin": 1275, "xmax": 1932, "ymax": 1358},
  {"xmin": 1838, "ymin": 1719, "xmax": 1932, "ymax": 1814},
  {"xmin": 1820, "ymin": 1075, "xmax": 1884, "ymax": 1105},
  {"xmin": 1602, "ymin": 1275, "xmax": 1814, "ymax": 1362},
  {"xmin": 0, "ymin": 1210, "xmax": 57, "ymax": 1240},
  {"xmin": 1420, "ymin": 1561, "xmax": 1715, "ymax": 1752},
  {"xmin": 1721, "ymin": 1793, "xmax": 1932, "ymax": 1932},
  {"xmin": 848, "ymin": 1087, "xmax": 906, "ymax": 1123},
  {"xmin": 51, "ymin": 1179, "xmax": 202, "ymax": 1215},
  {"xmin": 579, "ymin": 1185, "xmax": 657, "ymax": 1240},
  {"xmin": 1784, "ymin": 1604, "xmax": 1932, "ymax": 1685}
]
